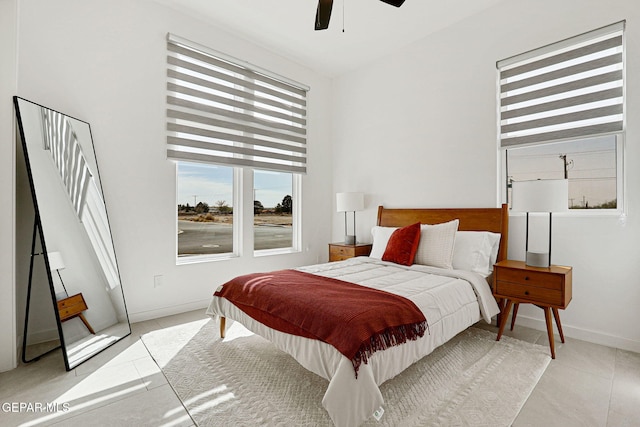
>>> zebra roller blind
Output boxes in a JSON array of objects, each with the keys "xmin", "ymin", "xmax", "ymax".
[
  {"xmin": 41, "ymin": 108, "xmax": 92, "ymax": 218},
  {"xmin": 40, "ymin": 108, "xmax": 119, "ymax": 289},
  {"xmin": 498, "ymin": 21, "xmax": 624, "ymax": 148},
  {"xmin": 166, "ymin": 34, "xmax": 308, "ymax": 174}
]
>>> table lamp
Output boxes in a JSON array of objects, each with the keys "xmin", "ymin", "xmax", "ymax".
[
  {"xmin": 511, "ymin": 179, "xmax": 568, "ymax": 267},
  {"xmin": 47, "ymin": 251, "xmax": 69, "ymax": 297},
  {"xmin": 336, "ymin": 192, "xmax": 364, "ymax": 245}
]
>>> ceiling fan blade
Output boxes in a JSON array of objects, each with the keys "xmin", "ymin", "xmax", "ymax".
[
  {"xmin": 379, "ymin": 0, "xmax": 406, "ymax": 6},
  {"xmin": 315, "ymin": 0, "xmax": 333, "ymax": 30}
]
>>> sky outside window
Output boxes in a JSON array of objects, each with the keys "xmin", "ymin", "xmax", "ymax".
[{"xmin": 507, "ymin": 135, "xmax": 617, "ymax": 209}]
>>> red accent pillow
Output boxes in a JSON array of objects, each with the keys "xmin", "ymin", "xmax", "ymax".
[{"xmin": 382, "ymin": 222, "xmax": 421, "ymax": 266}]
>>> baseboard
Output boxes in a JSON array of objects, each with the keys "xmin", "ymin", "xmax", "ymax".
[
  {"xmin": 20, "ymin": 327, "xmax": 59, "ymax": 346},
  {"xmin": 128, "ymin": 299, "xmax": 211, "ymax": 323},
  {"xmin": 15, "ymin": 328, "xmax": 60, "ymax": 364},
  {"xmin": 514, "ymin": 314, "xmax": 640, "ymax": 353},
  {"xmin": 16, "ymin": 301, "xmax": 213, "ymax": 349}
]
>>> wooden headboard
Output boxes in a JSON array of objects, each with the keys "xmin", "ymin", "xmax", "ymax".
[{"xmin": 376, "ymin": 204, "xmax": 509, "ymax": 263}]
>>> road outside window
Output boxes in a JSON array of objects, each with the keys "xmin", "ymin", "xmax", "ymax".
[{"xmin": 177, "ymin": 162, "xmax": 234, "ymax": 257}]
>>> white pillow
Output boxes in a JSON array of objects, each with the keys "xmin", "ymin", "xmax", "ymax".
[
  {"xmin": 452, "ymin": 231, "xmax": 501, "ymax": 276},
  {"xmin": 414, "ymin": 219, "xmax": 459, "ymax": 269},
  {"xmin": 489, "ymin": 233, "xmax": 501, "ymax": 268},
  {"xmin": 369, "ymin": 226, "xmax": 398, "ymax": 259}
]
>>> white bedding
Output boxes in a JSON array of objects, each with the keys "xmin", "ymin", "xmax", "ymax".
[{"xmin": 206, "ymin": 257, "xmax": 500, "ymax": 427}]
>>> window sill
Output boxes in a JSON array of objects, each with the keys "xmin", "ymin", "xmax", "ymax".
[
  {"xmin": 176, "ymin": 253, "xmax": 238, "ymax": 265},
  {"xmin": 508, "ymin": 210, "xmax": 625, "ymax": 218},
  {"xmin": 253, "ymin": 247, "xmax": 300, "ymax": 258}
]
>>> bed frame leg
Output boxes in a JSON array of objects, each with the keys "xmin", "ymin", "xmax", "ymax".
[{"xmin": 220, "ymin": 316, "xmax": 226, "ymax": 338}]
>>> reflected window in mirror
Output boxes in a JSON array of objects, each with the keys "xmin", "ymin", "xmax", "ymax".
[{"xmin": 177, "ymin": 162, "xmax": 237, "ymax": 260}]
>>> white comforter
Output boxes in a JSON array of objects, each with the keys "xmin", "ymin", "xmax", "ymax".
[{"xmin": 206, "ymin": 257, "xmax": 500, "ymax": 427}]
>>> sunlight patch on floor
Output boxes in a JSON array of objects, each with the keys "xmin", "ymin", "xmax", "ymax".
[
  {"xmin": 16, "ymin": 334, "xmax": 182, "ymax": 425},
  {"xmin": 144, "ymin": 319, "xmax": 211, "ymax": 369},
  {"xmin": 66, "ymin": 334, "xmax": 119, "ymax": 367}
]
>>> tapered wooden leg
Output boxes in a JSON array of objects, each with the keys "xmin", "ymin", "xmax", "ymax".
[
  {"xmin": 544, "ymin": 307, "xmax": 556, "ymax": 359},
  {"xmin": 496, "ymin": 298, "xmax": 505, "ymax": 327},
  {"xmin": 510, "ymin": 303, "xmax": 519, "ymax": 331},
  {"xmin": 78, "ymin": 313, "xmax": 95, "ymax": 334},
  {"xmin": 552, "ymin": 308, "xmax": 565, "ymax": 343},
  {"xmin": 220, "ymin": 316, "xmax": 226, "ymax": 338},
  {"xmin": 496, "ymin": 299, "xmax": 513, "ymax": 341}
]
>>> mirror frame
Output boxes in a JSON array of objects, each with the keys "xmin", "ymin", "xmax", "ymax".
[{"xmin": 14, "ymin": 96, "xmax": 131, "ymax": 371}]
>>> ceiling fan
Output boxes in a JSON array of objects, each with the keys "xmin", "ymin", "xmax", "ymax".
[{"xmin": 315, "ymin": 0, "xmax": 406, "ymax": 30}]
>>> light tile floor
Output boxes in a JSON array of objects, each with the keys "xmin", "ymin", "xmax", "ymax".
[
  {"xmin": 474, "ymin": 321, "xmax": 640, "ymax": 427},
  {"xmin": 1, "ymin": 310, "xmax": 639, "ymax": 426}
]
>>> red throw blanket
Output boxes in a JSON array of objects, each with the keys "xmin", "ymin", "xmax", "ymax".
[{"xmin": 214, "ymin": 269, "xmax": 428, "ymax": 377}]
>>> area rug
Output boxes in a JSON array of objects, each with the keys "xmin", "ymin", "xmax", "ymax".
[{"xmin": 142, "ymin": 319, "xmax": 550, "ymax": 426}]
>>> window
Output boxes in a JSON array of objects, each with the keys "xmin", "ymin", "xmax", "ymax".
[
  {"xmin": 254, "ymin": 170, "xmax": 296, "ymax": 252},
  {"xmin": 177, "ymin": 162, "xmax": 235, "ymax": 258},
  {"xmin": 498, "ymin": 22, "xmax": 625, "ymax": 212},
  {"xmin": 167, "ymin": 34, "xmax": 308, "ymax": 260},
  {"xmin": 506, "ymin": 134, "xmax": 621, "ymax": 209}
]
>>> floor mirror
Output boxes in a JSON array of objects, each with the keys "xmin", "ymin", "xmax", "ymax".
[{"xmin": 14, "ymin": 96, "xmax": 131, "ymax": 371}]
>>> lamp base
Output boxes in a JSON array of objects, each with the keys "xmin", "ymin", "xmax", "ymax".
[
  {"xmin": 344, "ymin": 235, "xmax": 356, "ymax": 245},
  {"xmin": 526, "ymin": 251, "xmax": 550, "ymax": 268}
]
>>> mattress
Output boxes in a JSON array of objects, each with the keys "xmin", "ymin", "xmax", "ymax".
[{"xmin": 206, "ymin": 257, "xmax": 500, "ymax": 426}]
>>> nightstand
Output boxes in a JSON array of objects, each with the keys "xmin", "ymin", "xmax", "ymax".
[
  {"xmin": 493, "ymin": 260, "xmax": 572, "ymax": 359},
  {"xmin": 58, "ymin": 293, "xmax": 95, "ymax": 334},
  {"xmin": 329, "ymin": 243, "xmax": 372, "ymax": 262}
]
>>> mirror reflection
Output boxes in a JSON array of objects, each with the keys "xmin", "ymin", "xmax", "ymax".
[{"xmin": 15, "ymin": 97, "xmax": 130, "ymax": 370}]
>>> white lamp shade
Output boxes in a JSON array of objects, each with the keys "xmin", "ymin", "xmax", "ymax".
[
  {"xmin": 47, "ymin": 251, "xmax": 65, "ymax": 271},
  {"xmin": 336, "ymin": 192, "xmax": 364, "ymax": 212},
  {"xmin": 512, "ymin": 179, "xmax": 569, "ymax": 213}
]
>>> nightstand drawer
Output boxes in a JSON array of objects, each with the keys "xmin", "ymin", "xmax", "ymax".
[
  {"xmin": 496, "ymin": 281, "xmax": 563, "ymax": 306},
  {"xmin": 57, "ymin": 293, "xmax": 87, "ymax": 309},
  {"xmin": 330, "ymin": 246, "xmax": 353, "ymax": 258},
  {"xmin": 59, "ymin": 306, "xmax": 81, "ymax": 320},
  {"xmin": 328, "ymin": 243, "xmax": 372, "ymax": 262},
  {"xmin": 57, "ymin": 293, "xmax": 89, "ymax": 321},
  {"xmin": 496, "ymin": 268, "xmax": 563, "ymax": 290}
]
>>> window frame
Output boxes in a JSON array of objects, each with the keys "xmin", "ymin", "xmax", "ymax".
[
  {"xmin": 499, "ymin": 133, "xmax": 625, "ymax": 216},
  {"xmin": 497, "ymin": 22, "xmax": 626, "ymax": 216},
  {"xmin": 168, "ymin": 34, "xmax": 307, "ymax": 263},
  {"xmin": 175, "ymin": 163, "xmax": 242, "ymax": 264},
  {"xmin": 253, "ymin": 170, "xmax": 302, "ymax": 257}
]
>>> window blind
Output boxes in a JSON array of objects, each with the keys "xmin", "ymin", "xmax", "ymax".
[
  {"xmin": 166, "ymin": 34, "xmax": 308, "ymax": 174},
  {"xmin": 498, "ymin": 21, "xmax": 624, "ymax": 148}
]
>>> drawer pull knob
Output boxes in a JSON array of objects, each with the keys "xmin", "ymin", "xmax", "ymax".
[
  {"xmin": 524, "ymin": 276, "xmax": 529, "ymax": 280},
  {"xmin": 524, "ymin": 291, "xmax": 530, "ymax": 295}
]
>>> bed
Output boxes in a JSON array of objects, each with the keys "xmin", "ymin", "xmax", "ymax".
[{"xmin": 206, "ymin": 205, "xmax": 509, "ymax": 426}]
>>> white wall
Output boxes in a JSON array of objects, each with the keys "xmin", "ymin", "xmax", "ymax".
[
  {"xmin": 0, "ymin": 0, "xmax": 18, "ymax": 372},
  {"xmin": 1, "ymin": 0, "xmax": 333, "ymax": 372},
  {"xmin": 332, "ymin": 0, "xmax": 640, "ymax": 352},
  {"xmin": 4, "ymin": 0, "xmax": 639, "ymax": 373}
]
